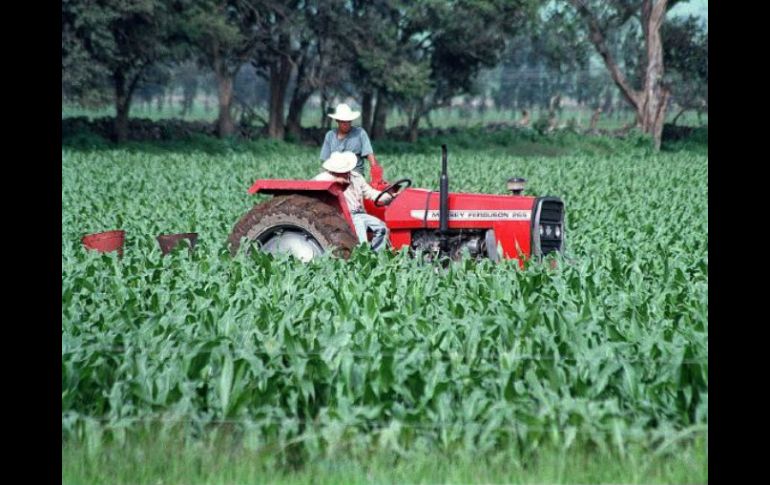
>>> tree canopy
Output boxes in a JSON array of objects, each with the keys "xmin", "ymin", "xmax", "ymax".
[{"xmin": 62, "ymin": 0, "xmax": 707, "ymax": 149}]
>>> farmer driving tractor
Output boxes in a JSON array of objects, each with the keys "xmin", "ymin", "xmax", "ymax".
[
  {"xmin": 230, "ymin": 108, "xmax": 565, "ymax": 264},
  {"xmin": 320, "ymin": 103, "xmax": 381, "ymax": 177},
  {"xmin": 313, "ymin": 151, "xmax": 392, "ymax": 251}
]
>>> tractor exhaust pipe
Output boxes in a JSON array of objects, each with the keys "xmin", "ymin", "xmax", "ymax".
[{"xmin": 439, "ymin": 145, "xmax": 449, "ymax": 252}]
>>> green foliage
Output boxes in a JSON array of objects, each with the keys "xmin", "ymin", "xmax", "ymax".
[
  {"xmin": 351, "ymin": 0, "xmax": 533, "ymax": 120},
  {"xmin": 176, "ymin": 0, "xmax": 260, "ymax": 72},
  {"xmin": 532, "ymin": 116, "xmax": 550, "ymax": 135},
  {"xmin": 663, "ymin": 15, "xmax": 708, "ymax": 116},
  {"xmin": 662, "ymin": 126, "xmax": 708, "ymax": 154},
  {"xmin": 63, "ymin": 130, "xmax": 112, "ymax": 151},
  {"xmin": 62, "ymin": 137, "xmax": 707, "ymax": 460},
  {"xmin": 62, "ymin": 0, "xmax": 175, "ymax": 91},
  {"xmin": 63, "ymin": 429, "xmax": 707, "ymax": 484}
]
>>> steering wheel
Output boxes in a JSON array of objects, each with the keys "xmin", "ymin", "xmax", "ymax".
[{"xmin": 374, "ymin": 178, "xmax": 412, "ymax": 207}]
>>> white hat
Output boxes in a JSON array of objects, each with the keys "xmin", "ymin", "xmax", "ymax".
[
  {"xmin": 327, "ymin": 103, "xmax": 360, "ymax": 121},
  {"xmin": 322, "ymin": 151, "xmax": 357, "ymax": 173}
]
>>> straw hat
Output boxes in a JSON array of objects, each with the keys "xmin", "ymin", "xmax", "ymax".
[
  {"xmin": 322, "ymin": 151, "xmax": 358, "ymax": 173},
  {"xmin": 327, "ymin": 103, "xmax": 360, "ymax": 121}
]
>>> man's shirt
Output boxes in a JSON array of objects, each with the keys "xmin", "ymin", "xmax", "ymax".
[
  {"xmin": 319, "ymin": 127, "xmax": 374, "ymax": 174},
  {"xmin": 313, "ymin": 170, "xmax": 382, "ymax": 213}
]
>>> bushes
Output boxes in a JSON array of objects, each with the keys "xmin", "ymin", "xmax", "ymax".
[
  {"xmin": 61, "ymin": 116, "xmax": 707, "ymax": 156},
  {"xmin": 62, "ymin": 116, "xmax": 219, "ymax": 143}
]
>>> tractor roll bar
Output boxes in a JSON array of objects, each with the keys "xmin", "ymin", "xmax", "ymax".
[{"xmin": 439, "ymin": 144, "xmax": 449, "ymax": 252}]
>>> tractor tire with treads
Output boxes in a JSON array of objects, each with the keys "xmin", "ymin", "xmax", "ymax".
[{"xmin": 228, "ymin": 194, "xmax": 358, "ymax": 260}]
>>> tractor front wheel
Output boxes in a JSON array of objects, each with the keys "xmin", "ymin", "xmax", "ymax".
[{"xmin": 228, "ymin": 194, "xmax": 358, "ymax": 261}]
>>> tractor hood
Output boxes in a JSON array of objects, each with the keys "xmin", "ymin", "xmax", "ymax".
[
  {"xmin": 384, "ymin": 187, "xmax": 551, "ymax": 261},
  {"xmin": 384, "ymin": 188, "xmax": 536, "ymax": 230}
]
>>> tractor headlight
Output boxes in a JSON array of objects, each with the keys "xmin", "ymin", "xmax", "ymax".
[{"xmin": 539, "ymin": 224, "xmax": 563, "ymax": 239}]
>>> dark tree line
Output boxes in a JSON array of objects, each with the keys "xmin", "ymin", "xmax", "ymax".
[{"xmin": 62, "ymin": 0, "xmax": 707, "ymax": 149}]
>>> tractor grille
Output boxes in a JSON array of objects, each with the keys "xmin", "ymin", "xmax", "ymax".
[{"xmin": 532, "ymin": 197, "xmax": 564, "ymax": 256}]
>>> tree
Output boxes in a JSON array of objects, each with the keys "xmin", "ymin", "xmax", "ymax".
[
  {"xmin": 62, "ymin": 0, "xmax": 175, "ymax": 142},
  {"xmin": 178, "ymin": 0, "xmax": 264, "ymax": 138},
  {"xmin": 134, "ymin": 64, "xmax": 172, "ymax": 114},
  {"xmin": 346, "ymin": 0, "xmax": 531, "ymax": 142},
  {"xmin": 342, "ymin": 0, "xmax": 409, "ymax": 139},
  {"xmin": 283, "ymin": 37, "xmax": 315, "ymax": 138},
  {"xmin": 62, "ymin": 17, "xmax": 112, "ymax": 108},
  {"xmin": 247, "ymin": 1, "xmax": 310, "ymax": 140},
  {"xmin": 174, "ymin": 61, "xmax": 201, "ymax": 117},
  {"xmin": 285, "ymin": 0, "xmax": 355, "ymax": 138},
  {"xmin": 355, "ymin": 3, "xmax": 432, "ymax": 141},
  {"xmin": 662, "ymin": 15, "xmax": 707, "ymax": 125},
  {"xmin": 494, "ymin": 7, "xmax": 594, "ymax": 119},
  {"xmin": 564, "ymin": 0, "xmax": 682, "ymax": 150},
  {"xmin": 418, "ymin": 0, "xmax": 533, "ymax": 141}
]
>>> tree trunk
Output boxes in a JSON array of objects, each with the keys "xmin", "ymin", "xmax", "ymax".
[
  {"xmin": 215, "ymin": 71, "xmax": 235, "ymax": 138},
  {"xmin": 320, "ymin": 90, "xmax": 331, "ymax": 131},
  {"xmin": 114, "ymin": 70, "xmax": 128, "ymax": 143},
  {"xmin": 115, "ymin": 83, "xmax": 130, "ymax": 143},
  {"xmin": 285, "ymin": 48, "xmax": 312, "ymax": 139},
  {"xmin": 113, "ymin": 69, "xmax": 140, "ymax": 143},
  {"xmin": 371, "ymin": 91, "xmax": 388, "ymax": 140},
  {"xmin": 268, "ymin": 54, "xmax": 292, "ymax": 140},
  {"xmin": 407, "ymin": 101, "xmax": 423, "ymax": 143},
  {"xmin": 517, "ymin": 109, "xmax": 530, "ymax": 127},
  {"xmin": 602, "ymin": 90, "xmax": 613, "ymax": 116},
  {"xmin": 408, "ymin": 119, "xmax": 420, "ymax": 143},
  {"xmin": 649, "ymin": 88, "xmax": 669, "ymax": 149},
  {"xmin": 548, "ymin": 94, "xmax": 561, "ymax": 131},
  {"xmin": 589, "ymin": 108, "xmax": 602, "ymax": 133},
  {"xmin": 639, "ymin": 0, "xmax": 669, "ymax": 150},
  {"xmin": 212, "ymin": 48, "xmax": 235, "ymax": 138},
  {"xmin": 286, "ymin": 89, "xmax": 311, "ymax": 139},
  {"xmin": 181, "ymin": 81, "xmax": 197, "ymax": 117},
  {"xmin": 361, "ymin": 90, "xmax": 373, "ymax": 133}
]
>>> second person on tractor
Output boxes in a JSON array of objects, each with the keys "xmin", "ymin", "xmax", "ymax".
[{"xmin": 313, "ymin": 151, "xmax": 392, "ymax": 251}]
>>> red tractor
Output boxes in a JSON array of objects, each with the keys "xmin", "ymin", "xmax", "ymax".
[{"xmin": 228, "ymin": 146, "xmax": 564, "ymax": 266}]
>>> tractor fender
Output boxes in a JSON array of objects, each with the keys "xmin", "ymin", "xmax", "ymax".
[{"xmin": 246, "ymin": 179, "xmax": 355, "ymax": 233}]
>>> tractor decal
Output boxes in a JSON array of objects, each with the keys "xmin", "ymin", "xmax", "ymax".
[{"xmin": 410, "ymin": 210, "xmax": 532, "ymax": 221}]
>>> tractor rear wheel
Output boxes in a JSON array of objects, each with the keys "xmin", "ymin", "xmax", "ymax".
[{"xmin": 228, "ymin": 194, "xmax": 358, "ymax": 261}]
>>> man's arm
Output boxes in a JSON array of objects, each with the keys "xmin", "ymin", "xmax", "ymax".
[
  {"xmin": 355, "ymin": 173, "xmax": 390, "ymax": 202},
  {"xmin": 358, "ymin": 129, "xmax": 384, "ymax": 181},
  {"xmin": 314, "ymin": 172, "xmax": 348, "ymax": 184},
  {"xmin": 360, "ymin": 129, "xmax": 375, "ymax": 160}
]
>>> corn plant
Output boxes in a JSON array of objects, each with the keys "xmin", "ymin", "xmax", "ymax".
[{"xmin": 62, "ymin": 141, "xmax": 707, "ymax": 457}]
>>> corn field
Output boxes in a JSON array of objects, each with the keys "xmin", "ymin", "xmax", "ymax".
[{"xmin": 62, "ymin": 137, "xmax": 707, "ymax": 458}]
